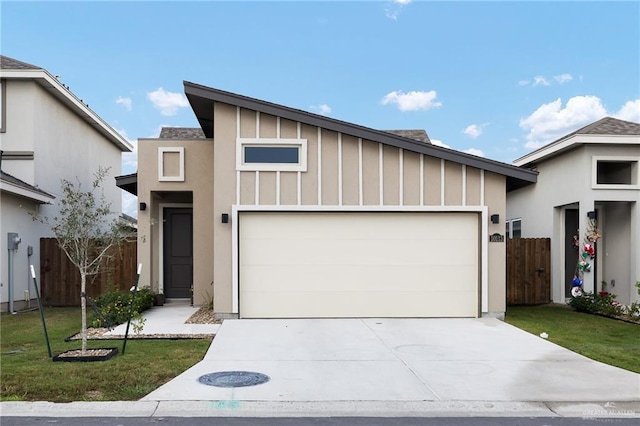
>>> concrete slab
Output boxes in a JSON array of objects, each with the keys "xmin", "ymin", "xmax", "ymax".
[
  {"xmin": 143, "ymin": 317, "xmax": 640, "ymax": 405},
  {"xmin": 105, "ymin": 301, "xmax": 219, "ymax": 337}
]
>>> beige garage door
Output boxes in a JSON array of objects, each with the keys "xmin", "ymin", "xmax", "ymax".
[{"xmin": 239, "ymin": 212, "xmax": 479, "ymax": 318}]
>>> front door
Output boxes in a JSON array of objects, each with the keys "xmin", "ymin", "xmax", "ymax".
[
  {"xmin": 564, "ymin": 209, "xmax": 579, "ymax": 298},
  {"xmin": 163, "ymin": 208, "xmax": 193, "ymax": 299}
]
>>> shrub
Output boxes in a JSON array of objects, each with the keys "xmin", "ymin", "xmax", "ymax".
[{"xmin": 90, "ymin": 287, "xmax": 155, "ymax": 328}]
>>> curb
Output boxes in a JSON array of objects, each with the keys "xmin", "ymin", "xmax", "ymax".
[{"xmin": 2, "ymin": 400, "xmax": 639, "ymax": 418}]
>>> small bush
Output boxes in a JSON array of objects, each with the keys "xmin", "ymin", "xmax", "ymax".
[
  {"xmin": 569, "ymin": 291, "xmax": 640, "ymax": 322},
  {"xmin": 91, "ymin": 287, "xmax": 155, "ymax": 328}
]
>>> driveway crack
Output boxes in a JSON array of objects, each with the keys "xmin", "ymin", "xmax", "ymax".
[{"xmin": 361, "ymin": 319, "xmax": 442, "ymax": 401}]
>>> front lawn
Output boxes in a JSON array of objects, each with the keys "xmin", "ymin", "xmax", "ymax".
[
  {"xmin": 505, "ymin": 304, "xmax": 640, "ymax": 374},
  {"xmin": 0, "ymin": 307, "xmax": 211, "ymax": 402}
]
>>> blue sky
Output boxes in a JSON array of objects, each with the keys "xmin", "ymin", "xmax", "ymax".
[{"xmin": 2, "ymin": 1, "xmax": 639, "ymax": 215}]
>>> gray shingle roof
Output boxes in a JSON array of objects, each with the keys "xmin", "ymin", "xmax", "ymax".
[
  {"xmin": 159, "ymin": 127, "xmax": 206, "ymax": 139},
  {"xmin": 383, "ymin": 129, "xmax": 431, "ymax": 144},
  {"xmin": 0, "ymin": 170, "xmax": 54, "ymax": 199},
  {"xmin": 577, "ymin": 117, "xmax": 640, "ymax": 135},
  {"xmin": 0, "ymin": 55, "xmax": 41, "ymax": 70}
]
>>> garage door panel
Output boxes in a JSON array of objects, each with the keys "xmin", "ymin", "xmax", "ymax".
[
  {"xmin": 241, "ymin": 264, "xmax": 477, "ymax": 293},
  {"xmin": 241, "ymin": 290, "xmax": 477, "ymax": 318},
  {"xmin": 242, "ymin": 239, "xmax": 477, "ymax": 267},
  {"xmin": 239, "ymin": 212, "xmax": 479, "ymax": 318}
]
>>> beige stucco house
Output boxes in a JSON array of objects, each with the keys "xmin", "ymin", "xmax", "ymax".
[
  {"xmin": 120, "ymin": 81, "xmax": 537, "ymax": 319},
  {"xmin": 0, "ymin": 55, "xmax": 132, "ymax": 312},
  {"xmin": 507, "ymin": 117, "xmax": 640, "ymax": 306}
]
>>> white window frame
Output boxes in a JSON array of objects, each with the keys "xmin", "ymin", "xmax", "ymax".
[
  {"xmin": 158, "ymin": 147, "xmax": 185, "ymax": 182},
  {"xmin": 236, "ymin": 138, "xmax": 307, "ymax": 172},
  {"xmin": 591, "ymin": 155, "xmax": 640, "ymax": 190},
  {"xmin": 506, "ymin": 218, "xmax": 522, "ymax": 239}
]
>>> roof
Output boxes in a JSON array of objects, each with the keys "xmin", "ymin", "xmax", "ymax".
[
  {"xmin": 514, "ymin": 117, "xmax": 640, "ymax": 167},
  {"xmin": 0, "ymin": 55, "xmax": 132, "ymax": 152},
  {"xmin": 115, "ymin": 173, "xmax": 137, "ymax": 196},
  {"xmin": 384, "ymin": 129, "xmax": 431, "ymax": 144},
  {"xmin": 183, "ymin": 81, "xmax": 537, "ymax": 190},
  {"xmin": 159, "ymin": 127, "xmax": 206, "ymax": 139},
  {"xmin": 0, "ymin": 56, "xmax": 40, "ymax": 70},
  {"xmin": 0, "ymin": 170, "xmax": 55, "ymax": 203}
]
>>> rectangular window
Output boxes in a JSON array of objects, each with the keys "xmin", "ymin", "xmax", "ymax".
[
  {"xmin": 244, "ymin": 146, "xmax": 299, "ymax": 164},
  {"xmin": 236, "ymin": 138, "xmax": 307, "ymax": 172},
  {"xmin": 592, "ymin": 156, "xmax": 639, "ymax": 189},
  {"xmin": 506, "ymin": 219, "xmax": 522, "ymax": 239}
]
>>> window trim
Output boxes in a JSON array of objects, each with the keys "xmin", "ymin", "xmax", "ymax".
[
  {"xmin": 591, "ymin": 155, "xmax": 639, "ymax": 190},
  {"xmin": 158, "ymin": 147, "xmax": 185, "ymax": 182},
  {"xmin": 506, "ymin": 218, "xmax": 522, "ymax": 239},
  {"xmin": 236, "ymin": 138, "xmax": 307, "ymax": 172}
]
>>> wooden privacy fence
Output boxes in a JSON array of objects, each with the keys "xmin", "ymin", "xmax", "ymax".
[
  {"xmin": 506, "ymin": 238, "xmax": 551, "ymax": 305},
  {"xmin": 40, "ymin": 238, "xmax": 137, "ymax": 306}
]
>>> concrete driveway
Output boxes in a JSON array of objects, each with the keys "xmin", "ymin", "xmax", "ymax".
[{"xmin": 142, "ymin": 318, "xmax": 640, "ymax": 403}]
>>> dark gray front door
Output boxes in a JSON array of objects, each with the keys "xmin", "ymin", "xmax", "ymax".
[
  {"xmin": 163, "ymin": 208, "xmax": 193, "ymax": 299},
  {"xmin": 564, "ymin": 209, "xmax": 579, "ymax": 297}
]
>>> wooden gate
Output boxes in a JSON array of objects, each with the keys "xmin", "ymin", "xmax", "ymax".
[
  {"xmin": 506, "ymin": 238, "xmax": 551, "ymax": 305},
  {"xmin": 40, "ymin": 238, "xmax": 137, "ymax": 306}
]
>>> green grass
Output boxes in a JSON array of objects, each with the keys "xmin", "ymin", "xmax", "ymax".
[
  {"xmin": 505, "ymin": 304, "xmax": 640, "ymax": 374},
  {"xmin": 1, "ymin": 307, "xmax": 211, "ymax": 402}
]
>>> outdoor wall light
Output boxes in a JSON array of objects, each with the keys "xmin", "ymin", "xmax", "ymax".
[
  {"xmin": 139, "ymin": 202, "xmax": 147, "ymax": 211},
  {"xmin": 587, "ymin": 211, "xmax": 597, "ymax": 219},
  {"xmin": 490, "ymin": 214, "xmax": 500, "ymax": 224},
  {"xmin": 221, "ymin": 213, "xmax": 229, "ymax": 224}
]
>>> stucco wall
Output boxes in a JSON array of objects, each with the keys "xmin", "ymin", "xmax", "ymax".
[
  {"xmin": 506, "ymin": 143, "xmax": 639, "ymax": 304},
  {"xmin": 1, "ymin": 79, "xmax": 126, "ymax": 311},
  {"xmin": 136, "ymin": 139, "xmax": 214, "ymax": 301}
]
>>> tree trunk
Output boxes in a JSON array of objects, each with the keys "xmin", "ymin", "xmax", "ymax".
[{"xmin": 81, "ymin": 272, "xmax": 87, "ymax": 353}]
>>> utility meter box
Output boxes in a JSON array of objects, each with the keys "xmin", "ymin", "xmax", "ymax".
[{"xmin": 8, "ymin": 233, "xmax": 21, "ymax": 250}]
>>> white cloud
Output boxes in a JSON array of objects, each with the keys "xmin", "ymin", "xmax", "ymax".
[
  {"xmin": 519, "ymin": 73, "xmax": 573, "ymax": 87},
  {"xmin": 533, "ymin": 76, "xmax": 550, "ymax": 86},
  {"xmin": 116, "ymin": 96, "xmax": 132, "ymax": 111},
  {"xmin": 147, "ymin": 87, "xmax": 189, "ymax": 116},
  {"xmin": 462, "ymin": 123, "xmax": 488, "ymax": 139},
  {"xmin": 462, "ymin": 148, "xmax": 485, "ymax": 157},
  {"xmin": 381, "ymin": 90, "xmax": 442, "ymax": 111},
  {"xmin": 520, "ymin": 95, "xmax": 608, "ymax": 149},
  {"xmin": 122, "ymin": 192, "xmax": 138, "ymax": 219},
  {"xmin": 614, "ymin": 99, "xmax": 640, "ymax": 123},
  {"xmin": 385, "ymin": 0, "xmax": 412, "ymax": 20},
  {"xmin": 117, "ymin": 128, "xmax": 138, "ymax": 173},
  {"xmin": 311, "ymin": 104, "xmax": 332, "ymax": 116},
  {"xmin": 554, "ymin": 73, "xmax": 573, "ymax": 84},
  {"xmin": 430, "ymin": 139, "xmax": 450, "ymax": 149}
]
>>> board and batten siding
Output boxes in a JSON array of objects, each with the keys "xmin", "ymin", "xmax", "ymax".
[
  {"xmin": 212, "ymin": 103, "xmax": 506, "ymax": 316},
  {"xmin": 232, "ymin": 106, "xmax": 486, "ymax": 208}
]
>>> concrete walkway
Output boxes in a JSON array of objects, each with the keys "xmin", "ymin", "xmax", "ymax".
[{"xmin": 104, "ymin": 300, "xmax": 219, "ymax": 337}]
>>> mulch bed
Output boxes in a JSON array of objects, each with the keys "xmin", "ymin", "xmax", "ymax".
[{"xmin": 53, "ymin": 347, "xmax": 118, "ymax": 362}]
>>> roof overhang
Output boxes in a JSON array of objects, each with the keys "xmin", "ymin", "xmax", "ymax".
[
  {"xmin": 1, "ymin": 69, "xmax": 133, "ymax": 152},
  {"xmin": 0, "ymin": 179, "xmax": 55, "ymax": 203},
  {"xmin": 184, "ymin": 81, "xmax": 538, "ymax": 189},
  {"xmin": 115, "ymin": 173, "xmax": 137, "ymax": 196},
  {"xmin": 514, "ymin": 134, "xmax": 640, "ymax": 167}
]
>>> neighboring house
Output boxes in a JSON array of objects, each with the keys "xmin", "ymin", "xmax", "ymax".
[
  {"xmin": 118, "ymin": 81, "xmax": 536, "ymax": 319},
  {"xmin": 507, "ymin": 117, "xmax": 640, "ymax": 306},
  {"xmin": 0, "ymin": 55, "xmax": 132, "ymax": 312}
]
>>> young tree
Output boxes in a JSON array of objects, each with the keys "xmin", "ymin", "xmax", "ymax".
[{"xmin": 33, "ymin": 167, "xmax": 133, "ymax": 353}]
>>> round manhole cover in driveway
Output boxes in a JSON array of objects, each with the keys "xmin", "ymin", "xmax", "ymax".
[{"xmin": 197, "ymin": 371, "xmax": 271, "ymax": 388}]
